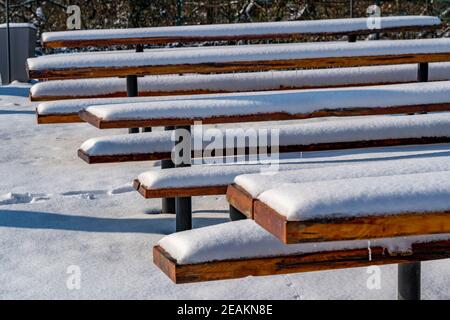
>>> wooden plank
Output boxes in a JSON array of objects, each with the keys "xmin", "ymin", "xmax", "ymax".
[
  {"xmin": 79, "ymin": 103, "xmax": 450, "ymax": 129},
  {"xmin": 253, "ymin": 200, "xmax": 450, "ymax": 244},
  {"xmin": 79, "ymin": 137, "xmax": 450, "ymax": 164},
  {"xmin": 153, "ymin": 240, "xmax": 450, "ymax": 283},
  {"xmin": 30, "ymin": 81, "xmax": 410, "ymax": 102},
  {"xmin": 42, "ymin": 25, "xmax": 441, "ymax": 49},
  {"xmin": 133, "ymin": 179, "xmax": 227, "ymax": 198},
  {"xmin": 37, "ymin": 113, "xmax": 83, "ymax": 124},
  {"xmin": 226, "ymin": 184, "xmax": 255, "ymax": 219},
  {"xmin": 28, "ymin": 53, "xmax": 450, "ymax": 80}
]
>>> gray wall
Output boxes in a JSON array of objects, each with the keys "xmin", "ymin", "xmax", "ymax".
[{"xmin": 0, "ymin": 24, "xmax": 37, "ymax": 84}]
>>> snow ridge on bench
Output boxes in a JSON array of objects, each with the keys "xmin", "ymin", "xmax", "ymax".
[
  {"xmin": 158, "ymin": 220, "xmax": 450, "ymax": 265},
  {"xmin": 29, "ymin": 63, "xmax": 450, "ymax": 101},
  {"xmin": 81, "ymin": 113, "xmax": 450, "ymax": 157},
  {"xmin": 83, "ymin": 81, "xmax": 450, "ymax": 122},
  {"xmin": 28, "ymin": 38, "xmax": 450, "ymax": 72},
  {"xmin": 42, "ymin": 16, "xmax": 440, "ymax": 45},
  {"xmin": 258, "ymin": 170, "xmax": 450, "ymax": 221}
]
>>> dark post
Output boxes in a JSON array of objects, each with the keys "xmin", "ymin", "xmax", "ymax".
[
  {"xmin": 161, "ymin": 0, "xmax": 184, "ymax": 214},
  {"xmin": 126, "ymin": 44, "xmax": 144, "ymax": 134},
  {"xmin": 5, "ymin": 0, "xmax": 11, "ymax": 84},
  {"xmin": 162, "ymin": 126, "xmax": 176, "ymax": 214},
  {"xmin": 398, "ymin": 263, "xmax": 421, "ymax": 300},
  {"xmin": 397, "ymin": 61, "xmax": 428, "ymax": 301},
  {"xmin": 174, "ymin": 125, "xmax": 192, "ymax": 232},
  {"xmin": 229, "ymin": 205, "xmax": 247, "ymax": 221}
]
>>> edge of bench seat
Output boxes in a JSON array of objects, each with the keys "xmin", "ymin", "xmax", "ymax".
[
  {"xmin": 79, "ymin": 103, "xmax": 450, "ymax": 129},
  {"xmin": 37, "ymin": 111, "xmax": 83, "ymax": 124},
  {"xmin": 80, "ymin": 136, "xmax": 450, "ymax": 164},
  {"xmin": 153, "ymin": 239, "xmax": 450, "ymax": 284},
  {"xmin": 253, "ymin": 200, "xmax": 450, "ymax": 244},
  {"xmin": 133, "ymin": 179, "xmax": 227, "ymax": 198}
]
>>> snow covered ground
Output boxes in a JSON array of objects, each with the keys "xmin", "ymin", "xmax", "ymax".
[{"xmin": 0, "ymin": 82, "xmax": 449, "ymax": 299}]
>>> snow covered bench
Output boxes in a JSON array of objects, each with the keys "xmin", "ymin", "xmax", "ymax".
[
  {"xmin": 27, "ymin": 38, "xmax": 450, "ymax": 80},
  {"xmin": 34, "ymin": 63, "xmax": 450, "ymax": 123},
  {"xmin": 234, "ymin": 171, "xmax": 450, "ymax": 244},
  {"xmin": 41, "ymin": 16, "xmax": 441, "ymax": 49},
  {"xmin": 79, "ymin": 81, "xmax": 450, "ymax": 129},
  {"xmin": 30, "ymin": 62, "xmax": 450, "ymax": 102},
  {"xmin": 79, "ymin": 114, "xmax": 450, "ymax": 164},
  {"xmin": 153, "ymin": 219, "xmax": 450, "ymax": 284}
]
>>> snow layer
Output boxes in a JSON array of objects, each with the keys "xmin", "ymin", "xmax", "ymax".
[
  {"xmin": 236, "ymin": 153, "xmax": 450, "ymax": 198},
  {"xmin": 42, "ymin": 16, "xmax": 440, "ymax": 43},
  {"xmin": 138, "ymin": 150, "xmax": 450, "ymax": 190},
  {"xmin": 159, "ymin": 220, "xmax": 450, "ymax": 265},
  {"xmin": 86, "ymin": 81, "xmax": 450, "ymax": 121},
  {"xmin": 29, "ymin": 63, "xmax": 450, "ymax": 99},
  {"xmin": 82, "ymin": 113, "xmax": 450, "ymax": 157},
  {"xmin": 2, "ymin": 82, "xmax": 450, "ymax": 299},
  {"xmin": 258, "ymin": 171, "xmax": 450, "ymax": 221},
  {"xmin": 28, "ymin": 38, "xmax": 450, "ymax": 71}
]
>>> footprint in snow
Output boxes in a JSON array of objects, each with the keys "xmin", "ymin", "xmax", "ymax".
[{"xmin": 0, "ymin": 192, "xmax": 51, "ymax": 205}]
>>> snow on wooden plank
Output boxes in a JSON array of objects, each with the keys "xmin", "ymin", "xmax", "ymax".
[
  {"xmin": 137, "ymin": 147, "xmax": 450, "ymax": 199},
  {"xmin": 29, "ymin": 63, "xmax": 450, "ymax": 102},
  {"xmin": 80, "ymin": 81, "xmax": 450, "ymax": 128},
  {"xmin": 253, "ymin": 171, "xmax": 450, "ymax": 243},
  {"xmin": 28, "ymin": 38, "xmax": 450, "ymax": 80},
  {"xmin": 154, "ymin": 220, "xmax": 450, "ymax": 283},
  {"xmin": 80, "ymin": 113, "xmax": 450, "ymax": 164},
  {"xmin": 42, "ymin": 16, "xmax": 441, "ymax": 48}
]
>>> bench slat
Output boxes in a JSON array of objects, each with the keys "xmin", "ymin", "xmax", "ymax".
[
  {"xmin": 154, "ymin": 220, "xmax": 450, "ymax": 283},
  {"xmin": 79, "ymin": 81, "xmax": 450, "ymax": 129},
  {"xmin": 30, "ymin": 63, "xmax": 450, "ymax": 102},
  {"xmin": 41, "ymin": 16, "xmax": 441, "ymax": 48},
  {"xmin": 28, "ymin": 39, "xmax": 450, "ymax": 80},
  {"xmin": 79, "ymin": 113, "xmax": 450, "ymax": 164},
  {"xmin": 249, "ymin": 171, "xmax": 450, "ymax": 243}
]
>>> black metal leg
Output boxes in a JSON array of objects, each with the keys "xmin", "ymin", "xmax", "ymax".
[
  {"xmin": 398, "ymin": 262, "xmax": 421, "ymax": 300},
  {"xmin": 174, "ymin": 125, "xmax": 192, "ymax": 232},
  {"xmin": 161, "ymin": 126, "xmax": 175, "ymax": 214},
  {"xmin": 418, "ymin": 62, "xmax": 429, "ymax": 82},
  {"xmin": 347, "ymin": 34, "xmax": 357, "ymax": 43},
  {"xmin": 229, "ymin": 205, "xmax": 247, "ymax": 221}
]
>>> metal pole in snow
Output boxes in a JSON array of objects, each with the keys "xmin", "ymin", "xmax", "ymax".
[{"xmin": 6, "ymin": 0, "xmax": 12, "ymax": 84}]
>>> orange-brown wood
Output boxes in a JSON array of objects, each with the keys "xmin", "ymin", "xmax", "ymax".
[
  {"xmin": 253, "ymin": 200, "xmax": 450, "ymax": 244},
  {"xmin": 28, "ymin": 53, "xmax": 450, "ymax": 80},
  {"xmin": 226, "ymin": 184, "xmax": 255, "ymax": 219},
  {"xmin": 133, "ymin": 179, "xmax": 227, "ymax": 198},
  {"xmin": 42, "ymin": 25, "xmax": 441, "ymax": 49},
  {"xmin": 153, "ymin": 239, "xmax": 450, "ymax": 283},
  {"xmin": 79, "ymin": 103, "xmax": 450, "ymax": 129},
  {"xmin": 37, "ymin": 113, "xmax": 83, "ymax": 124}
]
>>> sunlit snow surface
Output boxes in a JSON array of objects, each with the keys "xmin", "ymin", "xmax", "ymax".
[{"xmin": 0, "ymin": 82, "xmax": 449, "ymax": 299}]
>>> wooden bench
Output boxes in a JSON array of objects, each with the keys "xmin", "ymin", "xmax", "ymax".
[
  {"xmin": 153, "ymin": 219, "xmax": 450, "ymax": 284},
  {"xmin": 41, "ymin": 16, "xmax": 441, "ymax": 48},
  {"xmin": 28, "ymin": 38, "xmax": 450, "ymax": 80},
  {"xmin": 29, "ymin": 62, "xmax": 450, "ymax": 102},
  {"xmin": 78, "ymin": 113, "xmax": 450, "ymax": 164},
  {"xmin": 79, "ymin": 80, "xmax": 450, "ymax": 129}
]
